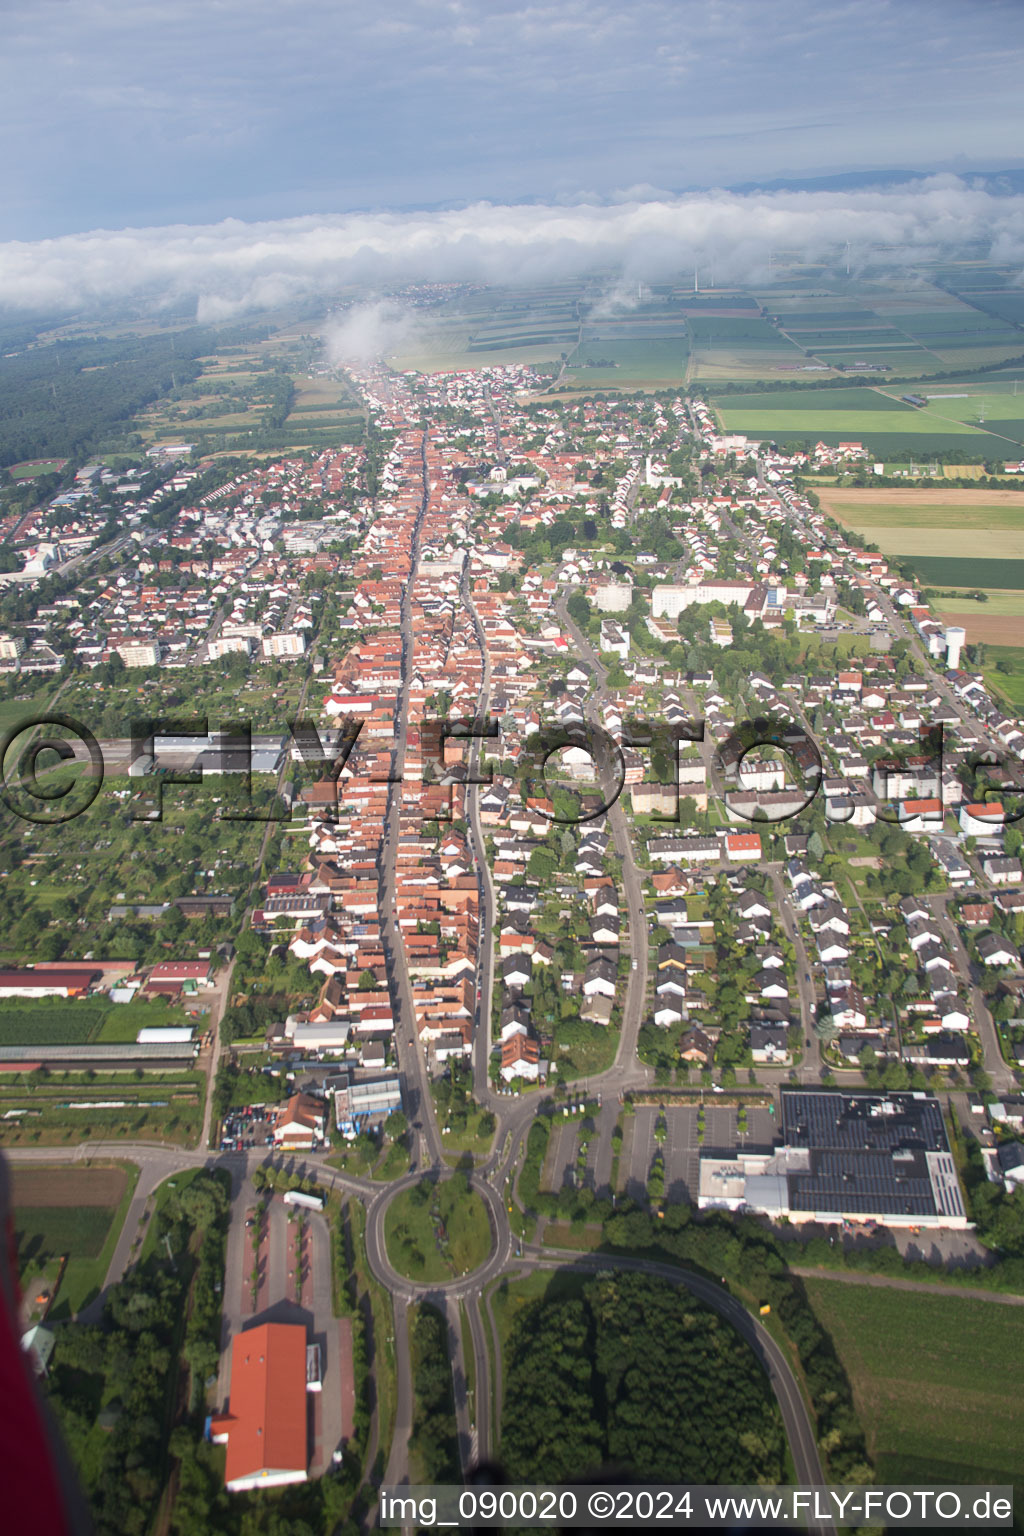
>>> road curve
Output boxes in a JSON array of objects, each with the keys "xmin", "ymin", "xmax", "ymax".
[{"xmin": 523, "ymin": 1244, "xmax": 835, "ymax": 1536}]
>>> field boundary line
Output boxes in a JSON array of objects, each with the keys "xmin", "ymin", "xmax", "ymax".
[{"xmin": 792, "ymin": 1265, "xmax": 1024, "ymax": 1306}]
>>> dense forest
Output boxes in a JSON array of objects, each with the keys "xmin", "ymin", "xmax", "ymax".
[
  {"xmin": 499, "ymin": 1271, "xmax": 785, "ymax": 1484},
  {"xmin": 0, "ymin": 321, "xmax": 269, "ymax": 466}
]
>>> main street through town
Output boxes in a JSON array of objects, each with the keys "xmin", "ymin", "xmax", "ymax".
[
  {"xmin": 15, "ymin": 378, "xmax": 1019, "ymax": 1527},
  {"xmin": 4, "ymin": 421, "xmax": 840, "ymax": 1522}
]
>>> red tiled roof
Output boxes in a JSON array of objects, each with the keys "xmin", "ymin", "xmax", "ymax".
[{"xmin": 216, "ymin": 1323, "xmax": 307, "ymax": 1489}]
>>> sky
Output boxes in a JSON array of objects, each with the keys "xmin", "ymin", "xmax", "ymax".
[{"xmin": 0, "ymin": 0, "xmax": 1022, "ymax": 315}]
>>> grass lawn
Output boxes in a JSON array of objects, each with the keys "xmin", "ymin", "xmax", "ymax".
[
  {"xmin": 372, "ymin": 1137, "xmax": 412, "ymax": 1182},
  {"xmin": 553, "ymin": 1019, "xmax": 620, "ymax": 1081},
  {"xmin": 983, "ymin": 647, "xmax": 1024, "ymax": 710},
  {"xmin": 94, "ymin": 997, "xmax": 193, "ymax": 1043},
  {"xmin": 804, "ymin": 1276, "xmax": 1024, "ymax": 1488},
  {"xmin": 540, "ymin": 1221, "xmax": 604, "ymax": 1250},
  {"xmin": 0, "ymin": 689, "xmax": 57, "ymax": 734},
  {"xmin": 384, "ymin": 1177, "xmax": 492, "ymax": 1282},
  {"xmin": 13, "ymin": 1161, "xmax": 139, "ymax": 1319},
  {"xmin": 346, "ymin": 1195, "xmax": 396, "ymax": 1478},
  {"xmin": 436, "ymin": 1105, "xmax": 497, "ymax": 1155}
]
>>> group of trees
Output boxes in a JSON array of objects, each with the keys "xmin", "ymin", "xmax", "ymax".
[
  {"xmin": 500, "ymin": 1271, "xmax": 785, "ymax": 1483},
  {"xmin": 408, "ymin": 1305, "xmax": 459, "ymax": 1482},
  {"xmin": 433, "ymin": 1059, "xmax": 493, "ymax": 1140},
  {"xmin": 45, "ymin": 1171, "xmax": 230, "ymax": 1536},
  {"xmin": 220, "ymin": 990, "xmax": 291, "ymax": 1046}
]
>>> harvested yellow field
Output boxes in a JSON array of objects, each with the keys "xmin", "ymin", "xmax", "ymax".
[
  {"xmin": 864, "ymin": 528, "xmax": 1024, "ymax": 557},
  {"xmin": 820, "ymin": 487, "xmax": 1024, "ymax": 557}
]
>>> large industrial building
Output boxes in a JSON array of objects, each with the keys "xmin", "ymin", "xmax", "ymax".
[
  {"xmin": 210, "ymin": 1323, "xmax": 310, "ymax": 1492},
  {"xmin": 699, "ymin": 1091, "xmax": 967, "ymax": 1228}
]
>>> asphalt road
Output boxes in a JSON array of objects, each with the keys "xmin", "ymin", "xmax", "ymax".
[{"xmin": 524, "ymin": 1245, "xmax": 835, "ymax": 1536}]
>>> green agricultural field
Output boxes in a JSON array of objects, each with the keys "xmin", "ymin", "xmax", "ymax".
[
  {"xmin": 966, "ymin": 293, "xmax": 1024, "ymax": 325},
  {"xmin": 0, "ymin": 1001, "xmax": 108, "ymax": 1046},
  {"xmin": 567, "ymin": 339, "xmax": 689, "ymax": 387},
  {"xmin": 885, "ymin": 400, "xmax": 1024, "ymax": 448},
  {"xmin": 716, "ymin": 406, "xmax": 980, "ymax": 438},
  {"xmin": 933, "ymin": 588, "xmax": 1024, "ymax": 616},
  {"xmin": 15, "ymin": 1205, "xmax": 115, "ymax": 1261},
  {"xmin": 899, "ymin": 556, "xmax": 1024, "ymax": 589},
  {"xmin": 13, "ymin": 1162, "xmax": 138, "ymax": 1318},
  {"xmin": 781, "ymin": 328, "xmax": 906, "ymax": 348},
  {"xmin": 883, "ymin": 310, "xmax": 1013, "ymax": 337},
  {"xmin": 94, "ymin": 997, "xmax": 193, "ymax": 1043},
  {"xmin": 721, "ymin": 386, "xmax": 912, "ymax": 413},
  {"xmin": 687, "ymin": 316, "xmax": 780, "ymax": 342},
  {"xmin": 804, "ymin": 1277, "xmax": 1024, "ymax": 1489},
  {"xmin": 866, "ymin": 529, "xmax": 1024, "ymax": 559},
  {"xmin": 821, "ymin": 493, "xmax": 1024, "ymax": 532}
]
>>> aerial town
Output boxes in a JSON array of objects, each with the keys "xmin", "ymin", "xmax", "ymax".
[{"xmin": 2, "ymin": 307, "xmax": 1023, "ymax": 1528}]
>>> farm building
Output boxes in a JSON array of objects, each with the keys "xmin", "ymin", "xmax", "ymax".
[
  {"xmin": 147, "ymin": 959, "xmax": 214, "ymax": 992},
  {"xmin": 0, "ymin": 967, "xmax": 100, "ymax": 999}
]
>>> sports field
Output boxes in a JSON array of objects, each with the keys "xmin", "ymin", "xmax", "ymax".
[
  {"xmin": 8, "ymin": 459, "xmax": 67, "ymax": 479},
  {"xmin": 804, "ymin": 1277, "xmax": 1024, "ymax": 1488}
]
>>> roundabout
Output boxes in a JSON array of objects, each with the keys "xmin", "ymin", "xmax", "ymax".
[
  {"xmin": 365, "ymin": 1167, "xmax": 512, "ymax": 1299},
  {"xmin": 385, "ymin": 1174, "xmax": 491, "ymax": 1282}
]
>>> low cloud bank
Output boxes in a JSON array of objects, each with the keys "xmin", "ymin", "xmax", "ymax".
[{"xmin": 1, "ymin": 177, "xmax": 1022, "ymax": 325}]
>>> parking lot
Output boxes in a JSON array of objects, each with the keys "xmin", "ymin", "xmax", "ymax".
[
  {"xmin": 619, "ymin": 1103, "xmax": 778, "ymax": 1204},
  {"xmin": 541, "ymin": 1117, "xmax": 580, "ymax": 1194},
  {"xmin": 229, "ymin": 1191, "xmax": 348, "ymax": 1471},
  {"xmin": 220, "ymin": 1103, "xmax": 275, "ymax": 1153}
]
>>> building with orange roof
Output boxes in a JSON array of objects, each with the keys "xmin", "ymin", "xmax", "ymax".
[
  {"xmin": 959, "ymin": 801, "xmax": 1006, "ymax": 838},
  {"xmin": 210, "ymin": 1322, "xmax": 308, "ymax": 1492}
]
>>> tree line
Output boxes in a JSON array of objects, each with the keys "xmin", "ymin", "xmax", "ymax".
[{"xmin": 0, "ymin": 323, "xmax": 269, "ymax": 467}]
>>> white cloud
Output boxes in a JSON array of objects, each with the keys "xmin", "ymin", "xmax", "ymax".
[
  {"xmin": 323, "ymin": 301, "xmax": 433, "ymax": 362},
  {"xmin": 2, "ymin": 178, "xmax": 1023, "ymax": 324}
]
